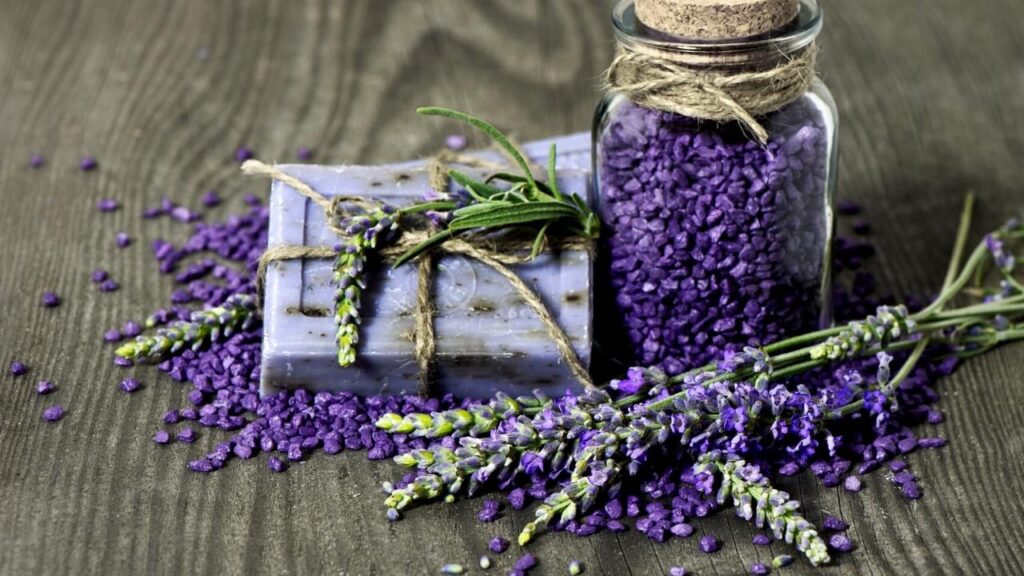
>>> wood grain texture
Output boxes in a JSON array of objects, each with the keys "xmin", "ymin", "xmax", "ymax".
[{"xmin": 0, "ymin": 1, "xmax": 1022, "ymax": 575}]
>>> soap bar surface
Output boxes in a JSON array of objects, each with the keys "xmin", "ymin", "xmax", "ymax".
[{"xmin": 261, "ymin": 135, "xmax": 593, "ymax": 398}]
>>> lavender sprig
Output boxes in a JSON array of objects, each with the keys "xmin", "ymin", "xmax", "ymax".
[
  {"xmin": 332, "ymin": 205, "xmax": 399, "ymax": 366},
  {"xmin": 702, "ymin": 457, "xmax": 830, "ymax": 566},
  {"xmin": 115, "ymin": 294, "xmax": 256, "ymax": 363}
]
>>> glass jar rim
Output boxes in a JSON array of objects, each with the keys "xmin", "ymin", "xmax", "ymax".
[{"xmin": 612, "ymin": 0, "xmax": 822, "ymax": 57}]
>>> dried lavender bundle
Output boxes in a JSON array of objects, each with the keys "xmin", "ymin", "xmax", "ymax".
[{"xmin": 375, "ymin": 196, "xmax": 1024, "ymax": 566}]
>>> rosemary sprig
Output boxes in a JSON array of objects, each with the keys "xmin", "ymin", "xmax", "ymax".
[{"xmin": 393, "ymin": 107, "xmax": 599, "ymax": 267}]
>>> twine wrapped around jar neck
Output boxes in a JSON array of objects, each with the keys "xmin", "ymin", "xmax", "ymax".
[{"xmin": 603, "ymin": 40, "xmax": 818, "ymax": 144}]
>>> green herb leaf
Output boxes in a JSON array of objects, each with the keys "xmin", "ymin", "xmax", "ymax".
[
  {"xmin": 449, "ymin": 169, "xmax": 505, "ymax": 198},
  {"xmin": 530, "ymin": 221, "xmax": 552, "ymax": 260},
  {"xmin": 547, "ymin": 144, "xmax": 564, "ymax": 202},
  {"xmin": 393, "ymin": 229, "xmax": 455, "ymax": 268},
  {"xmin": 402, "ymin": 201, "xmax": 458, "ymax": 215},
  {"xmin": 451, "ymin": 201, "xmax": 514, "ymax": 219},
  {"xmin": 417, "ymin": 107, "xmax": 535, "ymax": 187},
  {"xmin": 448, "ymin": 203, "xmax": 579, "ymax": 231}
]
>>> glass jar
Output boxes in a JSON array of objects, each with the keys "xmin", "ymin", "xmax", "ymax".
[{"xmin": 593, "ymin": 0, "xmax": 837, "ymax": 375}]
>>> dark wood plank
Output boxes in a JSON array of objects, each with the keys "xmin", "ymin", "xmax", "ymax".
[{"xmin": 0, "ymin": 1, "xmax": 1023, "ymax": 575}]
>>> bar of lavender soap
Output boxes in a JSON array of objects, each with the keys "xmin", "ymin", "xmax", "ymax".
[{"xmin": 261, "ymin": 135, "xmax": 593, "ymax": 398}]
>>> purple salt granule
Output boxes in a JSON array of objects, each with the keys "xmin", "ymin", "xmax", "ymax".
[
  {"xmin": 843, "ymin": 475, "xmax": 863, "ymax": 492},
  {"xmin": 10, "ymin": 361, "xmax": 28, "ymax": 376},
  {"xmin": 837, "ymin": 199, "xmax": 861, "ymax": 215},
  {"xmin": 104, "ymin": 329, "xmax": 123, "ymax": 343},
  {"xmin": 296, "ymin": 146, "xmax": 314, "ymax": 161},
  {"xmin": 918, "ymin": 437, "xmax": 947, "ymax": 449},
  {"xmin": 119, "ymin": 377, "xmax": 141, "ymax": 393},
  {"xmin": 30, "ymin": 154, "xmax": 45, "ymax": 168},
  {"xmin": 670, "ymin": 522, "xmax": 694, "ymax": 538},
  {"xmin": 234, "ymin": 147, "xmax": 255, "ymax": 163},
  {"xmin": 98, "ymin": 279, "xmax": 120, "ymax": 292},
  {"xmin": 478, "ymin": 499, "xmax": 501, "ymax": 522},
  {"xmin": 97, "ymin": 198, "xmax": 120, "ymax": 212},
  {"xmin": 488, "ymin": 537, "xmax": 509, "ymax": 554},
  {"xmin": 828, "ymin": 534, "xmax": 854, "ymax": 553},
  {"xmin": 889, "ymin": 459, "xmax": 907, "ymax": 472},
  {"xmin": 751, "ymin": 563, "xmax": 770, "ymax": 575},
  {"xmin": 36, "ymin": 380, "xmax": 56, "ymax": 395},
  {"xmin": 177, "ymin": 427, "xmax": 197, "ymax": 443},
  {"xmin": 90, "ymin": 269, "xmax": 109, "ymax": 283},
  {"xmin": 513, "ymin": 553, "xmax": 537, "ymax": 571},
  {"xmin": 752, "ymin": 533, "xmax": 772, "ymax": 546},
  {"xmin": 822, "ymin": 515, "xmax": 848, "ymax": 532},
  {"xmin": 142, "ymin": 207, "xmax": 162, "ymax": 219},
  {"xmin": 669, "ymin": 567, "xmax": 687, "ymax": 576},
  {"xmin": 189, "ymin": 459, "xmax": 213, "ymax": 473},
  {"xmin": 42, "ymin": 405, "xmax": 65, "ymax": 422},
  {"xmin": 39, "ymin": 291, "xmax": 60, "ymax": 308},
  {"xmin": 201, "ymin": 190, "xmax": 221, "ymax": 207},
  {"xmin": 115, "ymin": 232, "xmax": 132, "ymax": 248},
  {"xmin": 79, "ymin": 156, "xmax": 98, "ymax": 171},
  {"xmin": 598, "ymin": 98, "xmax": 832, "ymax": 372},
  {"xmin": 698, "ymin": 535, "xmax": 721, "ymax": 553},
  {"xmin": 122, "ymin": 321, "xmax": 142, "ymax": 337},
  {"xmin": 266, "ymin": 456, "xmax": 286, "ymax": 473},
  {"xmin": 153, "ymin": 430, "xmax": 171, "ymax": 445}
]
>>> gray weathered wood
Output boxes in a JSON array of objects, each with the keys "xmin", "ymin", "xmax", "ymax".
[{"xmin": 1, "ymin": 1, "xmax": 1023, "ymax": 574}]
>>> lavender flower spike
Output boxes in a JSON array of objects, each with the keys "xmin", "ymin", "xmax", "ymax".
[
  {"xmin": 810, "ymin": 305, "xmax": 914, "ymax": 361},
  {"xmin": 704, "ymin": 457, "xmax": 830, "ymax": 566},
  {"xmin": 114, "ymin": 294, "xmax": 257, "ymax": 363},
  {"xmin": 332, "ymin": 204, "xmax": 400, "ymax": 366}
]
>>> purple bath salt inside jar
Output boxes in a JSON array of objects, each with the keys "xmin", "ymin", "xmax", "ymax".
[{"xmin": 593, "ymin": 0, "xmax": 837, "ymax": 373}]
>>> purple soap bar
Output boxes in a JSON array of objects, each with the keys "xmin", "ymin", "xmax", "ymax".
[{"xmin": 261, "ymin": 136, "xmax": 593, "ymax": 398}]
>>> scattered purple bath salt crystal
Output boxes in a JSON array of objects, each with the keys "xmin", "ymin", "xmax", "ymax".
[
  {"xmin": 597, "ymin": 97, "xmax": 833, "ymax": 372},
  {"xmin": 113, "ymin": 356, "xmax": 132, "ymax": 367},
  {"xmin": 234, "ymin": 146, "xmax": 255, "ymax": 163},
  {"xmin": 267, "ymin": 456, "xmax": 287, "ymax": 473},
  {"xmin": 98, "ymin": 279, "xmax": 120, "ymax": 293},
  {"xmin": 918, "ymin": 437, "xmax": 947, "ymax": 449},
  {"xmin": 478, "ymin": 499, "xmax": 500, "ymax": 522},
  {"xmin": 669, "ymin": 567, "xmax": 688, "ymax": 576},
  {"xmin": 513, "ymin": 553, "xmax": 537, "ymax": 571},
  {"xmin": 115, "ymin": 232, "xmax": 132, "ymax": 248},
  {"xmin": 153, "ymin": 430, "xmax": 171, "ymax": 445},
  {"xmin": 103, "ymin": 329, "xmax": 123, "ymax": 343},
  {"xmin": 36, "ymin": 381, "xmax": 56, "ymax": 395},
  {"xmin": 201, "ymin": 190, "xmax": 221, "ymax": 207},
  {"xmin": 488, "ymin": 536, "xmax": 509, "ymax": 554},
  {"xmin": 10, "ymin": 361, "xmax": 28, "ymax": 376},
  {"xmin": 828, "ymin": 534, "xmax": 854, "ymax": 553},
  {"xmin": 29, "ymin": 154, "xmax": 45, "ymax": 168},
  {"xmin": 889, "ymin": 459, "xmax": 907, "ymax": 473},
  {"xmin": 698, "ymin": 535, "xmax": 721, "ymax": 554},
  {"xmin": 189, "ymin": 459, "xmax": 214, "ymax": 473},
  {"xmin": 902, "ymin": 482, "xmax": 923, "ymax": 500},
  {"xmin": 176, "ymin": 427, "xmax": 197, "ymax": 444},
  {"xmin": 41, "ymin": 291, "xmax": 60, "ymax": 308},
  {"xmin": 119, "ymin": 377, "xmax": 141, "ymax": 393},
  {"xmin": 296, "ymin": 146, "xmax": 314, "ymax": 161},
  {"xmin": 170, "ymin": 206, "xmax": 199, "ymax": 222},
  {"xmin": 843, "ymin": 475, "xmax": 863, "ymax": 492},
  {"xmin": 853, "ymin": 219, "xmax": 871, "ymax": 235},
  {"xmin": 122, "ymin": 321, "xmax": 142, "ymax": 337},
  {"xmin": 752, "ymin": 533, "xmax": 772, "ymax": 546},
  {"xmin": 445, "ymin": 134, "xmax": 467, "ymax": 151},
  {"xmin": 79, "ymin": 156, "xmax": 98, "ymax": 171},
  {"xmin": 822, "ymin": 515, "xmax": 848, "ymax": 532},
  {"xmin": 142, "ymin": 207, "xmax": 162, "ymax": 219},
  {"xmin": 778, "ymin": 462, "xmax": 801, "ymax": 476},
  {"xmin": 42, "ymin": 405, "xmax": 65, "ymax": 422},
  {"xmin": 97, "ymin": 198, "xmax": 120, "ymax": 212},
  {"xmin": 90, "ymin": 269, "xmax": 109, "ymax": 283},
  {"xmin": 751, "ymin": 562, "xmax": 770, "ymax": 576},
  {"xmin": 670, "ymin": 523, "xmax": 694, "ymax": 538}
]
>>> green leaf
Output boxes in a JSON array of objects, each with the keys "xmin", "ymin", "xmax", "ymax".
[
  {"xmin": 530, "ymin": 221, "xmax": 552, "ymax": 260},
  {"xmin": 402, "ymin": 200, "xmax": 457, "ymax": 215},
  {"xmin": 451, "ymin": 201, "xmax": 514, "ymax": 219},
  {"xmin": 547, "ymin": 143, "xmax": 564, "ymax": 201},
  {"xmin": 393, "ymin": 229, "xmax": 455, "ymax": 268},
  {"xmin": 417, "ymin": 107, "xmax": 535, "ymax": 187},
  {"xmin": 449, "ymin": 169, "xmax": 505, "ymax": 198},
  {"xmin": 448, "ymin": 203, "xmax": 579, "ymax": 232}
]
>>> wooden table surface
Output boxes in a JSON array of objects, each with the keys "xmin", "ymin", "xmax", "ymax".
[{"xmin": 1, "ymin": 1, "xmax": 1023, "ymax": 575}]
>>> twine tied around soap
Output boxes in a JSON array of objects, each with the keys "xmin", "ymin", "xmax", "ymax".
[
  {"xmin": 243, "ymin": 156, "xmax": 595, "ymax": 396},
  {"xmin": 604, "ymin": 42, "xmax": 818, "ymax": 144}
]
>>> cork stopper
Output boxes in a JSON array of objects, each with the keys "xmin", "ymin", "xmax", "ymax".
[{"xmin": 635, "ymin": 0, "xmax": 800, "ymax": 40}]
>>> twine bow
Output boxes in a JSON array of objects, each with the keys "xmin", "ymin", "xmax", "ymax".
[
  {"xmin": 243, "ymin": 157, "xmax": 595, "ymax": 396},
  {"xmin": 604, "ymin": 43, "xmax": 818, "ymax": 143}
]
